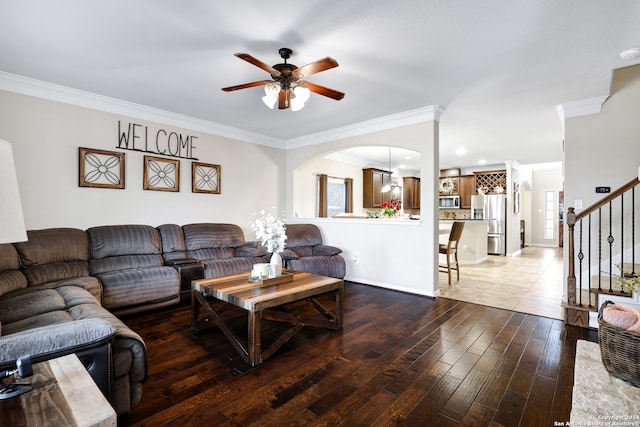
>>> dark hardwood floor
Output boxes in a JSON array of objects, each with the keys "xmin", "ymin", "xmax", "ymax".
[{"xmin": 119, "ymin": 282, "xmax": 596, "ymax": 427}]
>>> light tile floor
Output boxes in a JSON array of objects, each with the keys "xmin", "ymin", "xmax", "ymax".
[{"xmin": 438, "ymin": 246, "xmax": 565, "ymax": 320}]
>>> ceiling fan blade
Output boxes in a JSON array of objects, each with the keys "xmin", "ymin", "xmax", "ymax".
[
  {"xmin": 293, "ymin": 57, "xmax": 339, "ymax": 78},
  {"xmin": 278, "ymin": 90, "xmax": 290, "ymax": 109},
  {"xmin": 234, "ymin": 53, "xmax": 281, "ymax": 77},
  {"xmin": 221, "ymin": 80, "xmax": 270, "ymax": 92},
  {"xmin": 299, "ymin": 81, "xmax": 345, "ymax": 100}
]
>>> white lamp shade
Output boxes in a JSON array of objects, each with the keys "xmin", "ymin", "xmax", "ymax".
[
  {"xmin": 293, "ymin": 86, "xmax": 311, "ymax": 103},
  {"xmin": 262, "ymin": 82, "xmax": 280, "ymax": 109},
  {"xmin": 0, "ymin": 139, "xmax": 27, "ymax": 243},
  {"xmin": 290, "ymin": 97, "xmax": 305, "ymax": 111},
  {"xmin": 262, "ymin": 94, "xmax": 278, "ymax": 109}
]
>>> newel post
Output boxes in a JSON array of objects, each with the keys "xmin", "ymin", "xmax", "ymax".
[{"xmin": 566, "ymin": 207, "xmax": 577, "ymax": 306}]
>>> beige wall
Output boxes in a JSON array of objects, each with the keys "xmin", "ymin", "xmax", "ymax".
[
  {"xmin": 0, "ymin": 90, "xmax": 284, "ymax": 236},
  {"xmin": 563, "ymin": 64, "xmax": 640, "ymax": 298},
  {"xmin": 565, "ymin": 64, "xmax": 640, "ymax": 210}
]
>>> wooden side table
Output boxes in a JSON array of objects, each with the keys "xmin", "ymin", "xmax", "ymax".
[{"xmin": 0, "ymin": 353, "xmax": 116, "ymax": 427}]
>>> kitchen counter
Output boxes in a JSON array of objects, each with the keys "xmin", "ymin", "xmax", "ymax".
[{"xmin": 440, "ymin": 220, "xmax": 488, "ymax": 264}]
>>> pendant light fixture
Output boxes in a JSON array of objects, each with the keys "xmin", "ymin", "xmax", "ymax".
[{"xmin": 381, "ymin": 146, "xmax": 402, "ymax": 195}]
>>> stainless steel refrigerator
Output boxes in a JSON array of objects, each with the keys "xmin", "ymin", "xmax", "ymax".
[{"xmin": 471, "ymin": 194, "xmax": 507, "ymax": 256}]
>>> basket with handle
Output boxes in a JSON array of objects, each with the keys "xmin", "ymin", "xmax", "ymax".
[{"xmin": 598, "ymin": 300, "xmax": 640, "ymax": 387}]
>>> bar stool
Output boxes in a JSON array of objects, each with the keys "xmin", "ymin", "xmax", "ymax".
[{"xmin": 439, "ymin": 221, "xmax": 465, "ymax": 285}]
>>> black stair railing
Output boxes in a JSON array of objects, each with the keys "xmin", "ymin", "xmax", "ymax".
[{"xmin": 566, "ymin": 176, "xmax": 640, "ymax": 313}]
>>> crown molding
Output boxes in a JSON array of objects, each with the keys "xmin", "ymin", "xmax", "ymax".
[
  {"xmin": 556, "ymin": 95, "xmax": 609, "ymax": 122},
  {"xmin": 0, "ymin": 71, "xmax": 283, "ymax": 148},
  {"xmin": 0, "ymin": 71, "xmax": 445, "ymax": 150},
  {"xmin": 285, "ymin": 105, "xmax": 446, "ymax": 149}
]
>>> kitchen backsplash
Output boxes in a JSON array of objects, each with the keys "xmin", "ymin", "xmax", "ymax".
[{"xmin": 440, "ymin": 209, "xmax": 471, "ymax": 219}]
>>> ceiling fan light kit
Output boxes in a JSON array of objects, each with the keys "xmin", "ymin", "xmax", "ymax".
[{"xmin": 222, "ymin": 47, "xmax": 344, "ymax": 111}]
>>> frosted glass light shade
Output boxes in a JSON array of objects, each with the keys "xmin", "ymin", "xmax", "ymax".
[
  {"xmin": 0, "ymin": 139, "xmax": 27, "ymax": 243},
  {"xmin": 293, "ymin": 86, "xmax": 310, "ymax": 103},
  {"xmin": 262, "ymin": 82, "xmax": 280, "ymax": 109}
]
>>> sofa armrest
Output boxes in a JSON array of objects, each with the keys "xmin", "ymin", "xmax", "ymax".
[
  {"xmin": 0, "ymin": 319, "xmax": 116, "ymax": 364},
  {"xmin": 313, "ymin": 245, "xmax": 343, "ymax": 257},
  {"xmin": 280, "ymin": 249, "xmax": 299, "ymax": 260}
]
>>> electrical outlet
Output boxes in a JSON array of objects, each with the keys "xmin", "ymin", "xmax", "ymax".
[
  {"xmin": 463, "ymin": 245, "xmax": 468, "ymax": 252},
  {"xmin": 353, "ymin": 255, "xmax": 358, "ymax": 263}
]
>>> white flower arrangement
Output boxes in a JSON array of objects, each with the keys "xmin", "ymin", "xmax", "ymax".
[{"xmin": 251, "ymin": 210, "xmax": 287, "ymax": 254}]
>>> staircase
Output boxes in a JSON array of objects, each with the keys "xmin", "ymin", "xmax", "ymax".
[{"xmin": 564, "ymin": 175, "xmax": 640, "ymax": 328}]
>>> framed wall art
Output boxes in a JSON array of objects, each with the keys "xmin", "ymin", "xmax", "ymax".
[
  {"xmin": 143, "ymin": 155, "xmax": 180, "ymax": 192},
  {"xmin": 79, "ymin": 147, "xmax": 125, "ymax": 189},
  {"xmin": 192, "ymin": 162, "xmax": 221, "ymax": 194}
]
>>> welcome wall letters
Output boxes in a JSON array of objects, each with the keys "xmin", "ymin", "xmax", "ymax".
[{"xmin": 117, "ymin": 120, "xmax": 198, "ymax": 160}]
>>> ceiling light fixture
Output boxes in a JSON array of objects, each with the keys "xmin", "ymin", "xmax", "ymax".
[
  {"xmin": 222, "ymin": 48, "xmax": 344, "ymax": 111},
  {"xmin": 620, "ymin": 47, "xmax": 640, "ymax": 60},
  {"xmin": 381, "ymin": 147, "xmax": 402, "ymax": 194}
]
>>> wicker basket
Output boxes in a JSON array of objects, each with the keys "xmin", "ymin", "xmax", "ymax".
[{"xmin": 598, "ymin": 300, "xmax": 640, "ymax": 387}]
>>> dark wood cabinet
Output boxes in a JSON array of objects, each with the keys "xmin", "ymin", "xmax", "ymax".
[
  {"xmin": 459, "ymin": 175, "xmax": 475, "ymax": 209},
  {"xmin": 402, "ymin": 176, "xmax": 420, "ymax": 209},
  {"xmin": 363, "ymin": 168, "xmax": 391, "ymax": 208}
]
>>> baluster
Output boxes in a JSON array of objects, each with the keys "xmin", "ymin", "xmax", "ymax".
[
  {"xmin": 633, "ymin": 186, "xmax": 636, "ymax": 276},
  {"xmin": 621, "ymin": 194, "xmax": 625, "ymax": 294},
  {"xmin": 598, "ymin": 207, "xmax": 602, "ymax": 292},
  {"xmin": 588, "ymin": 214, "xmax": 592, "ymax": 307},
  {"xmin": 578, "ymin": 220, "xmax": 583, "ymax": 306},
  {"xmin": 608, "ymin": 202, "xmax": 614, "ymax": 293}
]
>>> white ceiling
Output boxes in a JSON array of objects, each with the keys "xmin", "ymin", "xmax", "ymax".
[{"xmin": 1, "ymin": 1, "xmax": 640, "ymax": 169}]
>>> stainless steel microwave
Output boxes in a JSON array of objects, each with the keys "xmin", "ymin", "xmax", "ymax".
[{"xmin": 439, "ymin": 195, "xmax": 460, "ymax": 209}]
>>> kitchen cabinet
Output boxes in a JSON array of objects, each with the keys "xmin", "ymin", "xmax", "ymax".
[
  {"xmin": 459, "ymin": 175, "xmax": 474, "ymax": 209},
  {"xmin": 363, "ymin": 168, "xmax": 391, "ymax": 208},
  {"xmin": 403, "ymin": 176, "xmax": 420, "ymax": 209}
]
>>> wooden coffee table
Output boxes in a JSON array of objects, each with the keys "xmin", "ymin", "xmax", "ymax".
[{"xmin": 191, "ymin": 270, "xmax": 344, "ymax": 366}]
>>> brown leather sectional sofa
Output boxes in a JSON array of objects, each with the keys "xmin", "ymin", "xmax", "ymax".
[{"xmin": 0, "ymin": 222, "xmax": 345, "ymax": 415}]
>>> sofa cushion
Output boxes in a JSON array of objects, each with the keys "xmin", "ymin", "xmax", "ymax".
[
  {"xmin": 0, "ymin": 244, "xmax": 23, "ymax": 298},
  {"xmin": 183, "ymin": 223, "xmax": 246, "ymax": 250},
  {"xmin": 188, "ymin": 247, "xmax": 235, "ymax": 260},
  {"xmin": 96, "ymin": 267, "xmax": 179, "ymax": 310},
  {"xmin": 13, "ymin": 228, "xmax": 91, "ymax": 287},
  {"xmin": 88, "ymin": 225, "xmax": 162, "ymax": 259},
  {"xmin": 285, "ymin": 223, "xmax": 323, "ymax": 247},
  {"xmin": 14, "ymin": 228, "xmax": 89, "ymax": 266},
  {"xmin": 90, "ymin": 254, "xmax": 165, "ymax": 275},
  {"xmin": 235, "ymin": 245, "xmax": 261, "ymax": 258},
  {"xmin": 157, "ymin": 224, "xmax": 187, "ymax": 261},
  {"xmin": 0, "ymin": 243, "xmax": 21, "ymax": 271},
  {"xmin": 290, "ymin": 246, "xmax": 314, "ymax": 257},
  {"xmin": 280, "ymin": 249, "xmax": 300, "ymax": 260},
  {"xmin": 288, "ymin": 256, "xmax": 346, "ymax": 279},
  {"xmin": 313, "ymin": 245, "xmax": 343, "ymax": 257},
  {"xmin": 0, "ymin": 270, "xmax": 27, "ymax": 298},
  {"xmin": 0, "ymin": 288, "xmax": 67, "ymax": 324},
  {"xmin": 203, "ymin": 258, "xmax": 264, "ymax": 278}
]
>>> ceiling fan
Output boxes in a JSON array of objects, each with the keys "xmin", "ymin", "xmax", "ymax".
[{"xmin": 221, "ymin": 47, "xmax": 345, "ymax": 111}]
